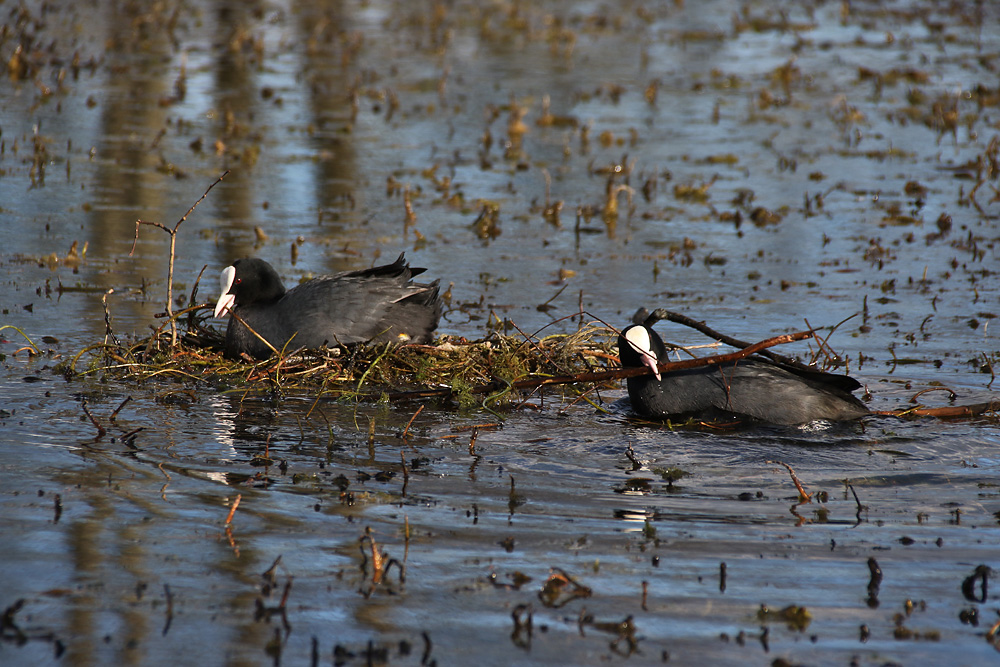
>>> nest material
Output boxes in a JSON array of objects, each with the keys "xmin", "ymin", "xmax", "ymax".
[
  {"xmin": 65, "ymin": 312, "xmax": 622, "ymax": 409},
  {"xmin": 61, "ymin": 306, "xmax": 1000, "ymax": 420}
]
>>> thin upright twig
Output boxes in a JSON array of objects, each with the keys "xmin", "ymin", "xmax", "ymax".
[{"xmin": 130, "ymin": 171, "xmax": 229, "ymax": 347}]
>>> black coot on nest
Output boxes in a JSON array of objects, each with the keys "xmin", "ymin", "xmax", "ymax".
[{"xmin": 214, "ymin": 253, "xmax": 442, "ymax": 359}]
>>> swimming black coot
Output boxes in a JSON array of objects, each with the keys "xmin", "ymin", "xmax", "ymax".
[
  {"xmin": 214, "ymin": 254, "xmax": 442, "ymax": 359},
  {"xmin": 618, "ymin": 323, "xmax": 870, "ymax": 425}
]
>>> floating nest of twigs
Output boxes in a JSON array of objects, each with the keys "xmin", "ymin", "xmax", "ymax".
[
  {"xmin": 53, "ymin": 304, "xmax": 1000, "ymax": 421},
  {"xmin": 62, "ymin": 305, "xmax": 623, "ymax": 411}
]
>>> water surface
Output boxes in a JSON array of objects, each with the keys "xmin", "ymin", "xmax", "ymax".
[{"xmin": 2, "ymin": 0, "xmax": 1000, "ymax": 664}]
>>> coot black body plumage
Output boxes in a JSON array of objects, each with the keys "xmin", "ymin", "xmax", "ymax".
[
  {"xmin": 214, "ymin": 254, "xmax": 442, "ymax": 359},
  {"xmin": 618, "ymin": 324, "xmax": 869, "ymax": 425}
]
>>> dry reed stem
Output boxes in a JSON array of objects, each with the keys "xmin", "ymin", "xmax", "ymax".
[
  {"xmin": 769, "ymin": 461, "xmax": 812, "ymax": 503},
  {"xmin": 225, "ymin": 494, "xmax": 242, "ymax": 525},
  {"xmin": 130, "ymin": 171, "xmax": 229, "ymax": 347}
]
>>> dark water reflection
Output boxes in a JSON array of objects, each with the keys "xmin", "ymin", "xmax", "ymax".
[{"xmin": 3, "ymin": 0, "xmax": 1000, "ymax": 664}]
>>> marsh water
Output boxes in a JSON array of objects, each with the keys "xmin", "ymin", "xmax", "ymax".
[{"xmin": 3, "ymin": 0, "xmax": 1000, "ymax": 664}]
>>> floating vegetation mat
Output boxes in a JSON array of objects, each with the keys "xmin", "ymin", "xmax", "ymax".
[
  {"xmin": 35, "ymin": 304, "xmax": 1000, "ymax": 422},
  {"xmin": 61, "ymin": 311, "xmax": 623, "ymax": 411}
]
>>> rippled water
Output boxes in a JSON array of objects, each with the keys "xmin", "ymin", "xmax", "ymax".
[{"xmin": 3, "ymin": 0, "xmax": 1000, "ymax": 664}]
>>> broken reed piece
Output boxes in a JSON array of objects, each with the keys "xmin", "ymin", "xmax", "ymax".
[
  {"xmin": 402, "ymin": 404, "xmax": 424, "ymax": 439},
  {"xmin": 879, "ymin": 399, "xmax": 1000, "ymax": 419},
  {"xmin": 768, "ymin": 460, "xmax": 812, "ymax": 503},
  {"xmin": 452, "ymin": 422, "xmax": 503, "ymax": 432},
  {"xmin": 109, "ymin": 395, "xmax": 132, "ymax": 421},
  {"xmin": 102, "ymin": 289, "xmax": 120, "ymax": 347},
  {"xmin": 81, "ymin": 399, "xmax": 106, "ymax": 438},
  {"xmin": 279, "ymin": 579, "xmax": 292, "ymax": 609},
  {"xmin": 468, "ymin": 427, "xmax": 480, "ymax": 456},
  {"xmin": 400, "ymin": 451, "xmax": 409, "ymax": 496},
  {"xmin": 846, "ymin": 483, "xmax": 865, "ymax": 521},
  {"xmin": 867, "ymin": 557, "xmax": 882, "ymax": 608},
  {"xmin": 162, "ymin": 584, "xmax": 174, "ymax": 637},
  {"xmin": 360, "ymin": 526, "xmax": 405, "ymax": 587},
  {"xmin": 225, "ymin": 494, "xmax": 242, "ymax": 525}
]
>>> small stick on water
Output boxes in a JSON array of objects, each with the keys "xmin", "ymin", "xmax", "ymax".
[
  {"xmin": 401, "ymin": 451, "xmax": 409, "ymax": 496},
  {"xmin": 421, "ymin": 631, "xmax": 433, "ymax": 665},
  {"xmin": 262, "ymin": 556, "xmax": 282, "ymax": 588},
  {"xmin": 110, "ymin": 396, "xmax": 132, "ymax": 422},
  {"xmin": 121, "ymin": 427, "xmax": 144, "ymax": 448},
  {"xmin": 402, "ymin": 405, "xmax": 424, "ymax": 439},
  {"xmin": 188, "ymin": 263, "xmax": 207, "ymax": 307},
  {"xmin": 986, "ymin": 616, "xmax": 1000, "ymax": 645},
  {"xmin": 804, "ymin": 315, "xmax": 856, "ymax": 366},
  {"xmin": 162, "ymin": 584, "xmax": 174, "ymax": 636},
  {"xmin": 225, "ymin": 494, "xmax": 242, "ymax": 525},
  {"xmin": 81, "ymin": 400, "xmax": 106, "ymax": 438},
  {"xmin": 624, "ymin": 443, "xmax": 641, "ymax": 470},
  {"xmin": 877, "ymin": 400, "xmax": 1000, "ymax": 418},
  {"xmin": 403, "ymin": 185, "xmax": 417, "ymax": 228},
  {"xmin": 225, "ymin": 524, "xmax": 240, "ymax": 558},
  {"xmin": 279, "ymin": 579, "xmax": 292, "ymax": 609},
  {"xmin": 469, "ymin": 428, "xmax": 479, "ymax": 456},
  {"xmin": 847, "ymin": 482, "xmax": 865, "ymax": 520},
  {"xmin": 768, "ymin": 460, "xmax": 812, "ymax": 502},
  {"xmin": 908, "ymin": 386, "xmax": 958, "ymax": 403},
  {"xmin": 185, "ymin": 263, "xmax": 209, "ymax": 332},
  {"xmin": 538, "ymin": 283, "xmax": 569, "ymax": 312},
  {"xmin": 102, "ymin": 289, "xmax": 120, "ymax": 347},
  {"xmin": 641, "ymin": 580, "xmax": 648, "ymax": 611},
  {"xmin": 452, "ymin": 423, "xmax": 503, "ymax": 433}
]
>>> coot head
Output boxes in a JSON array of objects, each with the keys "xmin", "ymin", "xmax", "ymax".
[
  {"xmin": 619, "ymin": 323, "xmax": 666, "ymax": 380},
  {"xmin": 213, "ymin": 258, "xmax": 286, "ymax": 319}
]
